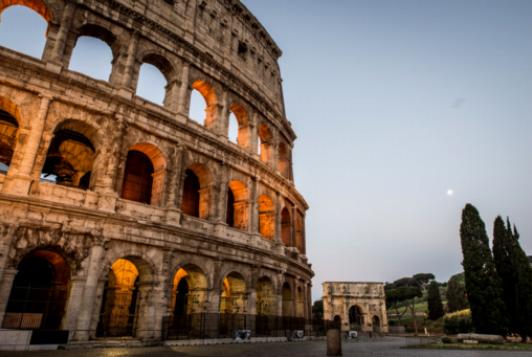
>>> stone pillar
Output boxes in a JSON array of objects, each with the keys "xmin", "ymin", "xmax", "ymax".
[
  {"xmin": 214, "ymin": 165, "xmax": 229, "ymax": 224},
  {"xmin": 274, "ymin": 193, "xmax": 282, "ymax": 243},
  {"xmin": 271, "ymin": 131, "xmax": 279, "ymax": 171},
  {"xmin": 71, "ymin": 245, "xmax": 105, "ymax": 341},
  {"xmin": 218, "ymin": 90, "xmax": 230, "ymax": 137},
  {"xmin": 165, "ymin": 146, "xmax": 183, "ymax": 225},
  {"xmin": 135, "ymin": 284, "xmax": 165, "ymax": 341},
  {"xmin": 63, "ymin": 276, "xmax": 86, "ymax": 334},
  {"xmin": 249, "ymin": 112, "xmax": 259, "ymax": 156},
  {"xmin": 290, "ymin": 206, "xmax": 297, "ymax": 248},
  {"xmin": 2, "ymin": 96, "xmax": 51, "ymax": 196},
  {"xmin": 177, "ymin": 63, "xmax": 191, "ymax": 118},
  {"xmin": 42, "ymin": 2, "xmax": 76, "ymax": 70},
  {"xmin": 0, "ymin": 268, "xmax": 17, "ymax": 327},
  {"xmin": 248, "ymin": 177, "xmax": 258, "ymax": 234}
]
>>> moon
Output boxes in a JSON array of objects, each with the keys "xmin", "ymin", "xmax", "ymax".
[{"xmin": 446, "ymin": 189, "xmax": 454, "ymax": 197}]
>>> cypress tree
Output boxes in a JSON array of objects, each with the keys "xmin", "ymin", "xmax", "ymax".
[
  {"xmin": 427, "ymin": 281, "xmax": 444, "ymax": 320},
  {"xmin": 460, "ymin": 204, "xmax": 507, "ymax": 334},
  {"xmin": 446, "ymin": 273, "xmax": 468, "ymax": 312},
  {"xmin": 493, "ymin": 216, "xmax": 518, "ymax": 333}
]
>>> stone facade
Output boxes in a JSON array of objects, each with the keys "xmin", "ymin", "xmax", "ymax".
[
  {"xmin": 322, "ymin": 282, "xmax": 388, "ymax": 334},
  {"xmin": 0, "ymin": 0, "xmax": 312, "ymax": 343}
]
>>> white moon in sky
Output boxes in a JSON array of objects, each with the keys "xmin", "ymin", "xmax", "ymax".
[{"xmin": 446, "ymin": 189, "xmax": 454, "ymax": 197}]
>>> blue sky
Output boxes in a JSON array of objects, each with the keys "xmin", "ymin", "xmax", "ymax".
[{"xmin": 2, "ymin": 1, "xmax": 532, "ymax": 301}]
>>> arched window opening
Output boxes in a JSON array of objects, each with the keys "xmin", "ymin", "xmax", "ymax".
[
  {"xmin": 228, "ymin": 112, "xmax": 239, "ymax": 144},
  {"xmin": 136, "ymin": 63, "xmax": 167, "ymax": 105},
  {"xmin": 281, "ymin": 282, "xmax": 292, "ymax": 317},
  {"xmin": 168, "ymin": 265, "xmax": 207, "ymax": 338},
  {"xmin": 278, "ymin": 142, "xmax": 290, "ymax": 178},
  {"xmin": 181, "ymin": 169, "xmax": 200, "ymax": 217},
  {"xmin": 258, "ymin": 194, "xmax": 275, "ymax": 240},
  {"xmin": 258, "ymin": 123, "xmax": 272, "ymax": 163},
  {"xmin": 295, "ymin": 287, "xmax": 304, "ymax": 318},
  {"xmin": 0, "ymin": 5, "xmax": 48, "ymax": 59},
  {"xmin": 226, "ymin": 187, "xmax": 235, "ymax": 227},
  {"xmin": 97, "ymin": 259, "xmax": 140, "ymax": 337},
  {"xmin": 121, "ymin": 150, "xmax": 154, "ymax": 204},
  {"xmin": 219, "ymin": 272, "xmax": 246, "ymax": 314},
  {"xmin": 0, "ymin": 108, "xmax": 19, "ymax": 174},
  {"xmin": 228, "ymin": 104, "xmax": 249, "ymax": 148},
  {"xmin": 281, "ymin": 207, "xmax": 291, "ymax": 246},
  {"xmin": 69, "ymin": 26, "xmax": 115, "ymax": 81},
  {"xmin": 189, "ymin": 80, "xmax": 217, "ymax": 128},
  {"xmin": 226, "ymin": 180, "xmax": 248, "ymax": 230},
  {"xmin": 41, "ymin": 124, "xmax": 96, "ymax": 190},
  {"xmin": 348, "ymin": 305, "xmax": 363, "ymax": 331},
  {"xmin": 3, "ymin": 249, "xmax": 70, "ymax": 330}
]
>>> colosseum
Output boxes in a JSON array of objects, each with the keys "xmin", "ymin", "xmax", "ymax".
[{"xmin": 0, "ymin": 0, "xmax": 312, "ymax": 345}]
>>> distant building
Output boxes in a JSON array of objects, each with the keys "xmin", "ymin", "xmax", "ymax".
[{"xmin": 322, "ymin": 282, "xmax": 388, "ymax": 334}]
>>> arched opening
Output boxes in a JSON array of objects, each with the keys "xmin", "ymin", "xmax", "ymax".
[
  {"xmin": 136, "ymin": 63, "xmax": 167, "ymax": 105},
  {"xmin": 258, "ymin": 194, "xmax": 275, "ymax": 240},
  {"xmin": 219, "ymin": 272, "xmax": 247, "ymax": 335},
  {"xmin": 255, "ymin": 277, "xmax": 275, "ymax": 336},
  {"xmin": 3, "ymin": 249, "xmax": 70, "ymax": 330},
  {"xmin": 226, "ymin": 180, "xmax": 248, "ymax": 230},
  {"xmin": 0, "ymin": 4, "xmax": 48, "ymax": 59},
  {"xmin": 121, "ymin": 151, "xmax": 153, "ymax": 204},
  {"xmin": 68, "ymin": 25, "xmax": 115, "ymax": 81},
  {"xmin": 258, "ymin": 123, "xmax": 272, "ymax": 163},
  {"xmin": 181, "ymin": 164, "xmax": 210, "ymax": 219},
  {"xmin": 281, "ymin": 282, "xmax": 292, "ymax": 317},
  {"xmin": 189, "ymin": 80, "xmax": 217, "ymax": 128},
  {"xmin": 348, "ymin": 305, "xmax": 363, "ymax": 331},
  {"xmin": 169, "ymin": 265, "xmax": 207, "ymax": 338},
  {"xmin": 295, "ymin": 211, "xmax": 305, "ymax": 253},
  {"xmin": 372, "ymin": 315, "xmax": 380, "ymax": 333},
  {"xmin": 295, "ymin": 286, "xmax": 305, "ymax": 318},
  {"xmin": 41, "ymin": 121, "xmax": 96, "ymax": 190},
  {"xmin": 281, "ymin": 207, "xmax": 291, "ymax": 246},
  {"xmin": 97, "ymin": 258, "xmax": 142, "ymax": 337},
  {"xmin": 0, "ymin": 108, "xmax": 19, "ymax": 173},
  {"xmin": 228, "ymin": 104, "xmax": 249, "ymax": 148},
  {"xmin": 121, "ymin": 143, "xmax": 166, "ymax": 206},
  {"xmin": 278, "ymin": 142, "xmax": 290, "ymax": 178}
]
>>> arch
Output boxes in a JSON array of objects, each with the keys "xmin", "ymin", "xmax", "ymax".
[
  {"xmin": 372, "ymin": 315, "xmax": 380, "ymax": 333},
  {"xmin": 96, "ymin": 256, "xmax": 153, "ymax": 337},
  {"xmin": 226, "ymin": 180, "xmax": 248, "ymax": 230},
  {"xmin": 295, "ymin": 286, "xmax": 305, "ymax": 318},
  {"xmin": 0, "ymin": 107, "xmax": 19, "ymax": 173},
  {"xmin": 280, "ymin": 207, "xmax": 291, "ymax": 246},
  {"xmin": 219, "ymin": 272, "xmax": 246, "ymax": 314},
  {"xmin": 189, "ymin": 79, "xmax": 217, "ymax": 128},
  {"xmin": 135, "ymin": 53, "xmax": 176, "ymax": 106},
  {"xmin": 278, "ymin": 142, "xmax": 290, "ymax": 178},
  {"xmin": 41, "ymin": 120, "xmax": 97, "ymax": 189},
  {"xmin": 348, "ymin": 305, "xmax": 363, "ymax": 331},
  {"xmin": 0, "ymin": 4, "xmax": 48, "ymax": 59},
  {"xmin": 256, "ymin": 277, "xmax": 275, "ymax": 316},
  {"xmin": 0, "ymin": 0, "xmax": 51, "ymax": 21},
  {"xmin": 295, "ymin": 211, "xmax": 305, "ymax": 253},
  {"xmin": 121, "ymin": 143, "xmax": 166, "ymax": 206},
  {"xmin": 68, "ymin": 24, "xmax": 116, "ymax": 81},
  {"xmin": 281, "ymin": 282, "xmax": 292, "ymax": 317},
  {"xmin": 228, "ymin": 103, "xmax": 250, "ymax": 148},
  {"xmin": 3, "ymin": 249, "xmax": 70, "ymax": 330},
  {"xmin": 258, "ymin": 194, "xmax": 275, "ymax": 240},
  {"xmin": 258, "ymin": 123, "xmax": 273, "ymax": 163},
  {"xmin": 181, "ymin": 164, "xmax": 211, "ymax": 219}
]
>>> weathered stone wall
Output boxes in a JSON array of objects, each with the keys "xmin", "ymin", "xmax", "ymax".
[
  {"xmin": 0, "ymin": 0, "xmax": 311, "ymax": 342},
  {"xmin": 323, "ymin": 282, "xmax": 388, "ymax": 334}
]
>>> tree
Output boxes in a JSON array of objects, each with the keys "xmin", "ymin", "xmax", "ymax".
[
  {"xmin": 493, "ymin": 217, "xmax": 532, "ymax": 340},
  {"xmin": 427, "ymin": 281, "xmax": 444, "ymax": 320},
  {"xmin": 312, "ymin": 299, "xmax": 323, "ymax": 321},
  {"xmin": 460, "ymin": 204, "xmax": 507, "ymax": 335},
  {"xmin": 446, "ymin": 273, "xmax": 468, "ymax": 312}
]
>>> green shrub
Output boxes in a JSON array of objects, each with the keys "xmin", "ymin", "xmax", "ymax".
[{"xmin": 444, "ymin": 314, "xmax": 473, "ymax": 334}]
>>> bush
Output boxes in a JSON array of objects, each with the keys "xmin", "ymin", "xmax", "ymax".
[{"xmin": 444, "ymin": 310, "xmax": 473, "ymax": 335}]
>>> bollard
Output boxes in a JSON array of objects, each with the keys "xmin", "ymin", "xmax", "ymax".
[{"xmin": 326, "ymin": 329, "xmax": 342, "ymax": 356}]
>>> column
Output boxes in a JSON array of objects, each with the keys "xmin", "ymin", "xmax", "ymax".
[
  {"xmin": 214, "ymin": 165, "xmax": 229, "ymax": 224},
  {"xmin": 177, "ymin": 63, "xmax": 191, "ymax": 119},
  {"xmin": 249, "ymin": 112, "xmax": 259, "ymax": 156},
  {"xmin": 248, "ymin": 177, "xmax": 258, "ymax": 234},
  {"xmin": 274, "ymin": 192, "xmax": 282, "ymax": 243},
  {"xmin": 71, "ymin": 245, "xmax": 105, "ymax": 341},
  {"xmin": 217, "ymin": 90, "xmax": 229, "ymax": 137},
  {"xmin": 271, "ymin": 131, "xmax": 279, "ymax": 171},
  {"xmin": 42, "ymin": 2, "xmax": 76, "ymax": 70},
  {"xmin": 290, "ymin": 206, "xmax": 297, "ymax": 248},
  {"xmin": 2, "ymin": 96, "xmax": 51, "ymax": 196},
  {"xmin": 0, "ymin": 268, "xmax": 17, "ymax": 327}
]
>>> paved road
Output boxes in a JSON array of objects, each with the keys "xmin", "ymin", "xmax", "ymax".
[{"xmin": 1, "ymin": 337, "xmax": 531, "ymax": 357}]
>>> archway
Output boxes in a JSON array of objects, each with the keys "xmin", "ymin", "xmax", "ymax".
[
  {"xmin": 257, "ymin": 123, "xmax": 272, "ymax": 163},
  {"xmin": 281, "ymin": 207, "xmax": 291, "ymax": 246},
  {"xmin": 278, "ymin": 142, "xmax": 290, "ymax": 178},
  {"xmin": 0, "ymin": 108, "xmax": 18, "ymax": 173},
  {"xmin": 41, "ymin": 121, "xmax": 96, "ymax": 189},
  {"xmin": 121, "ymin": 150, "xmax": 154, "ymax": 204},
  {"xmin": 97, "ymin": 258, "xmax": 142, "ymax": 337},
  {"xmin": 255, "ymin": 277, "xmax": 275, "ymax": 336},
  {"xmin": 181, "ymin": 164, "xmax": 211, "ymax": 219},
  {"xmin": 3, "ymin": 249, "xmax": 70, "ymax": 330},
  {"xmin": 226, "ymin": 180, "xmax": 248, "ymax": 230},
  {"xmin": 258, "ymin": 194, "xmax": 274, "ymax": 240},
  {"xmin": 219, "ymin": 272, "xmax": 247, "ymax": 335},
  {"xmin": 348, "ymin": 305, "xmax": 363, "ymax": 331},
  {"xmin": 228, "ymin": 104, "xmax": 249, "ymax": 148},
  {"xmin": 372, "ymin": 315, "xmax": 380, "ymax": 333},
  {"xmin": 281, "ymin": 282, "xmax": 292, "ymax": 318},
  {"xmin": 169, "ymin": 265, "xmax": 207, "ymax": 338},
  {"xmin": 189, "ymin": 80, "xmax": 217, "ymax": 128}
]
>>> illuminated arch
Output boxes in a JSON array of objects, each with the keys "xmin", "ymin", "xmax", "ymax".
[
  {"xmin": 258, "ymin": 194, "xmax": 275, "ymax": 240},
  {"xmin": 0, "ymin": 0, "xmax": 52, "ymax": 21},
  {"xmin": 189, "ymin": 79, "xmax": 218, "ymax": 128},
  {"xmin": 226, "ymin": 180, "xmax": 248, "ymax": 230},
  {"xmin": 181, "ymin": 163, "xmax": 211, "ymax": 219},
  {"xmin": 281, "ymin": 207, "xmax": 291, "ymax": 246},
  {"xmin": 258, "ymin": 123, "xmax": 273, "ymax": 163},
  {"xmin": 228, "ymin": 103, "xmax": 250, "ymax": 148}
]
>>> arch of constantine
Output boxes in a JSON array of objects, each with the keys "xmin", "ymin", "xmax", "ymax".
[{"xmin": 0, "ymin": 0, "xmax": 312, "ymax": 343}]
